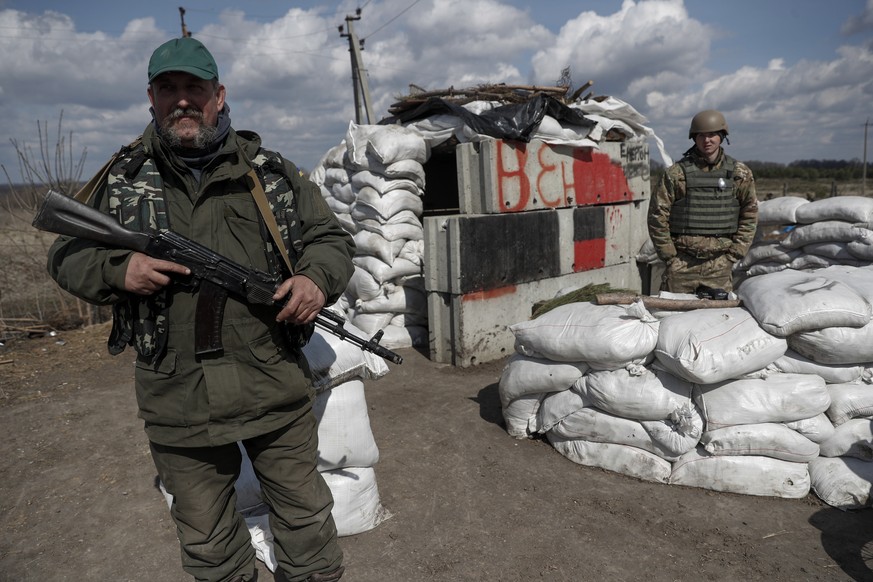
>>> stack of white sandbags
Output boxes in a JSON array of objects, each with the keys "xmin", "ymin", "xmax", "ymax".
[
  {"xmin": 159, "ymin": 321, "xmax": 392, "ymax": 572},
  {"xmin": 499, "ymin": 298, "xmax": 842, "ymax": 499},
  {"xmin": 311, "ymin": 123, "xmax": 429, "ymax": 350},
  {"xmin": 737, "ymin": 266, "xmax": 873, "ymax": 508},
  {"xmin": 735, "ymin": 196, "xmax": 873, "ymax": 283}
]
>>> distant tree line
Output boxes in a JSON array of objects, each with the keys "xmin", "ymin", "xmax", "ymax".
[{"xmin": 649, "ymin": 158, "xmax": 869, "ymax": 182}]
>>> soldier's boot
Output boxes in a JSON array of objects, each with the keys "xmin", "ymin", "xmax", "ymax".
[{"xmin": 307, "ymin": 566, "xmax": 344, "ymax": 582}]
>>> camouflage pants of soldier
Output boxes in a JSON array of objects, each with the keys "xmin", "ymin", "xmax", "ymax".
[
  {"xmin": 150, "ymin": 410, "xmax": 343, "ymax": 582},
  {"xmin": 661, "ymin": 251, "xmax": 737, "ymax": 293}
]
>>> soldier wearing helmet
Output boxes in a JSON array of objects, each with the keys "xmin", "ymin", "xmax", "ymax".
[{"xmin": 647, "ymin": 109, "xmax": 758, "ymax": 293}]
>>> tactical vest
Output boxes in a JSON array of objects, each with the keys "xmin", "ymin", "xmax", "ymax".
[
  {"xmin": 669, "ymin": 156, "xmax": 740, "ymax": 236},
  {"xmin": 103, "ymin": 139, "xmax": 304, "ymax": 362}
]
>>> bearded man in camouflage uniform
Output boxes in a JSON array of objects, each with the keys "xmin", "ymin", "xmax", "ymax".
[
  {"xmin": 47, "ymin": 37, "xmax": 354, "ymax": 582},
  {"xmin": 648, "ymin": 110, "xmax": 758, "ymax": 293}
]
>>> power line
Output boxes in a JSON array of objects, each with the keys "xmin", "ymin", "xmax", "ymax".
[{"xmin": 362, "ymin": 0, "xmax": 424, "ymax": 40}]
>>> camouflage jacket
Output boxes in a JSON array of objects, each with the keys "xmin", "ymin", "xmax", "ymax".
[
  {"xmin": 47, "ymin": 125, "xmax": 355, "ymax": 446},
  {"xmin": 648, "ymin": 148, "xmax": 758, "ymax": 262}
]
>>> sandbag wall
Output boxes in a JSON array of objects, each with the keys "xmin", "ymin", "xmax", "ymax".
[
  {"xmin": 500, "ymin": 195, "xmax": 873, "ymax": 508},
  {"xmin": 310, "ymin": 125, "xmax": 431, "ymax": 351}
]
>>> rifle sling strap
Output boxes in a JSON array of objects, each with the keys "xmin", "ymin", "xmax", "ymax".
[{"xmin": 246, "ymin": 168, "xmax": 295, "ymax": 275}]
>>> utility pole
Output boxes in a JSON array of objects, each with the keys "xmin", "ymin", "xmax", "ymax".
[
  {"xmin": 338, "ymin": 9, "xmax": 375, "ymax": 125},
  {"xmin": 179, "ymin": 6, "xmax": 192, "ymax": 38}
]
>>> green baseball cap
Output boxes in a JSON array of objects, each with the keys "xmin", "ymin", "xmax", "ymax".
[{"xmin": 148, "ymin": 37, "xmax": 219, "ymax": 82}]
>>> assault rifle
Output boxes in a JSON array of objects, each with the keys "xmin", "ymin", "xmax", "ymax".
[{"xmin": 33, "ymin": 189, "xmax": 403, "ymax": 365}]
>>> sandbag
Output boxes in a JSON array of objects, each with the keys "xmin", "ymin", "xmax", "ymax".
[
  {"xmin": 313, "ymin": 380, "xmax": 380, "ymax": 471},
  {"xmin": 769, "ymin": 349, "xmax": 864, "ymax": 384},
  {"xmin": 794, "ymin": 195, "xmax": 873, "ymax": 224},
  {"xmin": 757, "ymin": 196, "xmax": 808, "ymax": 225},
  {"xmin": 653, "ymin": 307, "xmax": 786, "ymax": 384},
  {"xmin": 669, "ymin": 448, "xmax": 810, "ymax": 498},
  {"xmin": 737, "ymin": 270, "xmax": 872, "ymax": 336},
  {"xmin": 498, "ymin": 354, "xmax": 588, "ymax": 406},
  {"xmin": 502, "ymin": 393, "xmax": 545, "ymax": 439},
  {"xmin": 509, "ymin": 301, "xmax": 659, "ymax": 369},
  {"xmin": 547, "ymin": 434, "xmax": 672, "ymax": 483},
  {"xmin": 700, "ymin": 423, "xmax": 820, "ymax": 463},
  {"xmin": 825, "ymin": 381, "xmax": 873, "ymax": 426},
  {"xmin": 781, "ymin": 220, "xmax": 872, "ymax": 249},
  {"xmin": 818, "ymin": 418, "xmax": 873, "ymax": 459},
  {"xmin": 580, "ymin": 366, "xmax": 694, "ymax": 421},
  {"xmin": 809, "ymin": 456, "xmax": 873, "ymax": 509},
  {"xmin": 789, "ymin": 322, "xmax": 873, "ymax": 365},
  {"xmin": 302, "ymin": 321, "xmax": 390, "ymax": 391},
  {"xmin": 694, "ymin": 373, "xmax": 831, "ymax": 430},
  {"xmin": 321, "ymin": 466, "xmax": 392, "ymax": 536},
  {"xmin": 544, "ymin": 399, "xmax": 697, "ymax": 461},
  {"xmin": 784, "ymin": 413, "xmax": 836, "ymax": 444}
]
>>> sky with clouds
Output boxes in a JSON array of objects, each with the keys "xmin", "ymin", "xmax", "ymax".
[{"xmin": 1, "ymin": 0, "xmax": 872, "ymax": 181}]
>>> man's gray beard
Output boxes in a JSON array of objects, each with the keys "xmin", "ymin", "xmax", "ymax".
[{"xmin": 160, "ymin": 112, "xmax": 218, "ymax": 149}]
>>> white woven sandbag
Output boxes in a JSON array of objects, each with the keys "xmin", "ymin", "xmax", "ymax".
[
  {"xmin": 509, "ymin": 301, "xmax": 659, "ymax": 368},
  {"xmin": 809, "ymin": 456, "xmax": 873, "ymax": 509},
  {"xmin": 498, "ymin": 354, "xmax": 588, "ymax": 406},
  {"xmin": 581, "ymin": 366, "xmax": 694, "ymax": 421},
  {"xmin": 544, "ymin": 400, "xmax": 694, "ymax": 462},
  {"xmin": 789, "ymin": 321, "xmax": 873, "ymax": 365},
  {"xmin": 321, "ymin": 466, "xmax": 391, "ymax": 536},
  {"xmin": 537, "ymin": 385, "xmax": 591, "ymax": 433},
  {"xmin": 351, "ymin": 170, "xmax": 422, "ymax": 196},
  {"xmin": 694, "ymin": 373, "xmax": 831, "ymax": 430},
  {"xmin": 757, "ymin": 196, "xmax": 808, "ymax": 224},
  {"xmin": 803, "ymin": 242, "xmax": 856, "ymax": 261},
  {"xmin": 313, "ymin": 380, "xmax": 380, "ymax": 471},
  {"xmin": 547, "ymin": 434, "xmax": 672, "ymax": 483},
  {"xmin": 653, "ymin": 307, "xmax": 787, "ymax": 384},
  {"xmin": 376, "ymin": 322, "xmax": 427, "ymax": 349},
  {"xmin": 355, "ymin": 283, "xmax": 426, "ymax": 316},
  {"xmin": 781, "ymin": 221, "xmax": 872, "ymax": 249},
  {"xmin": 353, "ymin": 255, "xmax": 422, "ymax": 284},
  {"xmin": 346, "ymin": 266, "xmax": 384, "ymax": 302},
  {"xmin": 330, "ymin": 181, "xmax": 356, "ymax": 204},
  {"xmin": 349, "ymin": 310, "xmax": 394, "ymax": 336},
  {"xmin": 794, "ymin": 195, "xmax": 873, "ymax": 224},
  {"xmin": 735, "ymin": 241, "xmax": 800, "ymax": 270},
  {"xmin": 357, "ymin": 219, "xmax": 424, "ymax": 242},
  {"xmin": 848, "ymin": 233, "xmax": 873, "ymax": 260},
  {"xmin": 770, "ymin": 349, "xmax": 864, "ymax": 384},
  {"xmin": 335, "ymin": 212, "xmax": 357, "ymax": 235},
  {"xmin": 743, "ymin": 262, "xmax": 790, "ymax": 277},
  {"xmin": 737, "ymin": 270, "xmax": 872, "ymax": 337},
  {"xmin": 784, "ymin": 412, "xmax": 836, "ymax": 444},
  {"xmin": 818, "ymin": 418, "xmax": 873, "ymax": 459},
  {"xmin": 353, "ymin": 155, "xmax": 427, "ymax": 188},
  {"xmin": 825, "ymin": 381, "xmax": 873, "ymax": 426},
  {"xmin": 301, "ymin": 322, "xmax": 390, "ymax": 391},
  {"xmin": 354, "ymin": 187, "xmax": 423, "ymax": 220},
  {"xmin": 353, "ymin": 230, "xmax": 404, "ymax": 265},
  {"xmin": 502, "ymin": 393, "xmax": 546, "ymax": 439},
  {"xmin": 700, "ymin": 423, "xmax": 820, "ymax": 463},
  {"xmin": 641, "ymin": 404, "xmax": 704, "ymax": 459},
  {"xmin": 670, "ymin": 447, "xmax": 810, "ymax": 498},
  {"xmin": 366, "ymin": 125, "xmax": 429, "ymax": 165},
  {"xmin": 816, "ymin": 264, "xmax": 873, "ymax": 303}
]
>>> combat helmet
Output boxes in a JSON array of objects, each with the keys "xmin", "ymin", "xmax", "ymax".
[{"xmin": 688, "ymin": 110, "xmax": 729, "ymax": 139}]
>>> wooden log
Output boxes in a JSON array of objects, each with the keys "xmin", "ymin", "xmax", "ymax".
[{"xmin": 596, "ymin": 293, "xmax": 741, "ymax": 310}]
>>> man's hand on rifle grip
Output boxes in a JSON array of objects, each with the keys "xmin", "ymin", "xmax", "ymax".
[
  {"xmin": 273, "ymin": 274, "xmax": 325, "ymax": 325},
  {"xmin": 124, "ymin": 252, "xmax": 190, "ymax": 295}
]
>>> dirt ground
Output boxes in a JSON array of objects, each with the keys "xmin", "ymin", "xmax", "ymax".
[{"xmin": 2, "ymin": 323, "xmax": 873, "ymax": 582}]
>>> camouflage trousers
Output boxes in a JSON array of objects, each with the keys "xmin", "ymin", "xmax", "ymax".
[{"xmin": 661, "ymin": 251, "xmax": 737, "ymax": 293}]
